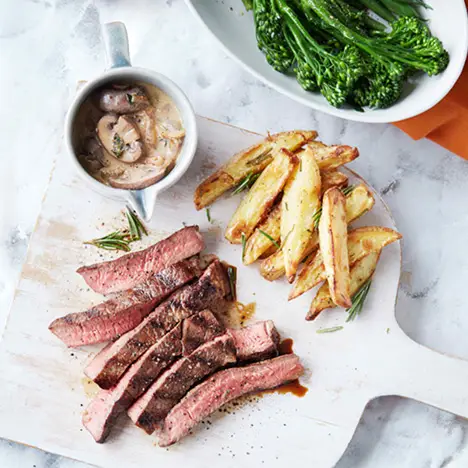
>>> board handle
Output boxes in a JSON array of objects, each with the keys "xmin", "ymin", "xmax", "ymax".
[{"xmin": 378, "ymin": 326, "xmax": 468, "ymax": 418}]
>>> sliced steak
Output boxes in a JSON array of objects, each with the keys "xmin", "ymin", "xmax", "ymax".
[
  {"xmin": 228, "ymin": 320, "xmax": 280, "ymax": 362},
  {"xmin": 82, "ymin": 310, "xmax": 224, "ymax": 443},
  {"xmin": 158, "ymin": 354, "xmax": 304, "ymax": 447},
  {"xmin": 82, "ymin": 322, "xmax": 183, "ymax": 443},
  {"xmin": 77, "ymin": 226, "xmax": 204, "ymax": 295},
  {"xmin": 182, "ymin": 309, "xmax": 225, "ymax": 356},
  {"xmin": 128, "ymin": 320, "xmax": 280, "ymax": 434},
  {"xmin": 49, "ymin": 258, "xmax": 202, "ymax": 347},
  {"xmin": 85, "ymin": 261, "xmax": 229, "ymax": 389},
  {"xmin": 128, "ymin": 335, "xmax": 236, "ymax": 434}
]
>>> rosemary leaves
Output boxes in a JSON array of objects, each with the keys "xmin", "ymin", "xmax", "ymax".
[
  {"xmin": 232, "ymin": 172, "xmax": 260, "ymax": 196},
  {"xmin": 84, "ymin": 208, "xmax": 148, "ymax": 252},
  {"xmin": 258, "ymin": 230, "xmax": 280, "ymax": 249},
  {"xmin": 316, "ymin": 326, "xmax": 343, "ymax": 334},
  {"xmin": 346, "ymin": 279, "xmax": 372, "ymax": 322}
]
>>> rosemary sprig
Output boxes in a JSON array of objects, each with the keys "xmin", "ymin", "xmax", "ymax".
[
  {"xmin": 126, "ymin": 208, "xmax": 147, "ymax": 241},
  {"xmin": 241, "ymin": 233, "xmax": 246, "ymax": 260},
  {"xmin": 258, "ymin": 230, "xmax": 280, "ymax": 249},
  {"xmin": 226, "ymin": 265, "xmax": 237, "ymax": 301},
  {"xmin": 341, "ymin": 185, "xmax": 355, "ymax": 197},
  {"xmin": 84, "ymin": 231, "xmax": 131, "ymax": 252},
  {"xmin": 316, "ymin": 326, "xmax": 343, "ymax": 334},
  {"xmin": 346, "ymin": 279, "xmax": 372, "ymax": 322},
  {"xmin": 206, "ymin": 208, "xmax": 212, "ymax": 223},
  {"xmin": 312, "ymin": 208, "xmax": 322, "ymax": 229},
  {"xmin": 84, "ymin": 208, "xmax": 148, "ymax": 252},
  {"xmin": 232, "ymin": 172, "xmax": 260, "ymax": 195}
]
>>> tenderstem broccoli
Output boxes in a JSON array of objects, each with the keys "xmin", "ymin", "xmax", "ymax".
[{"xmin": 250, "ymin": 0, "xmax": 449, "ymax": 110}]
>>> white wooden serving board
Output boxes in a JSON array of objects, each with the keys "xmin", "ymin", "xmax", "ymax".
[{"xmin": 2, "ymin": 117, "xmax": 468, "ymax": 468}]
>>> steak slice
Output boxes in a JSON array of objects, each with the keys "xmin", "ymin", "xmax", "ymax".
[
  {"xmin": 82, "ymin": 310, "xmax": 224, "ymax": 443},
  {"xmin": 77, "ymin": 226, "xmax": 204, "ymax": 295},
  {"xmin": 128, "ymin": 335, "xmax": 236, "ymax": 434},
  {"xmin": 182, "ymin": 308, "xmax": 225, "ymax": 356},
  {"xmin": 82, "ymin": 322, "xmax": 183, "ymax": 443},
  {"xmin": 85, "ymin": 261, "xmax": 229, "ymax": 389},
  {"xmin": 49, "ymin": 257, "xmax": 202, "ymax": 347},
  {"xmin": 157, "ymin": 354, "xmax": 304, "ymax": 447},
  {"xmin": 128, "ymin": 320, "xmax": 280, "ymax": 434},
  {"xmin": 228, "ymin": 320, "xmax": 280, "ymax": 362}
]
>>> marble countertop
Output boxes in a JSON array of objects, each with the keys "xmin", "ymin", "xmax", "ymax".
[{"xmin": 2, "ymin": 0, "xmax": 468, "ymax": 467}]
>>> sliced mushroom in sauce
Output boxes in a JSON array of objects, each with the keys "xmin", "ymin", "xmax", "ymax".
[
  {"xmin": 75, "ymin": 82, "xmax": 185, "ymax": 190},
  {"xmin": 98, "ymin": 86, "xmax": 150, "ymax": 114},
  {"xmin": 97, "ymin": 114, "xmax": 144, "ymax": 163}
]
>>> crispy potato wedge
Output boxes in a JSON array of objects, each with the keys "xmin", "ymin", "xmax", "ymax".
[
  {"xmin": 319, "ymin": 188, "xmax": 351, "ymax": 308},
  {"xmin": 345, "ymin": 183, "xmax": 375, "ymax": 220},
  {"xmin": 307, "ymin": 252, "xmax": 379, "ymax": 320},
  {"xmin": 289, "ymin": 226, "xmax": 401, "ymax": 300},
  {"xmin": 194, "ymin": 130, "xmax": 317, "ymax": 210},
  {"xmin": 260, "ymin": 183, "xmax": 375, "ymax": 281},
  {"xmin": 321, "ymin": 171, "xmax": 348, "ymax": 194},
  {"xmin": 305, "ymin": 141, "xmax": 359, "ymax": 172},
  {"xmin": 348, "ymin": 226, "xmax": 401, "ymax": 263},
  {"xmin": 281, "ymin": 150, "xmax": 321, "ymax": 280},
  {"xmin": 260, "ymin": 238, "xmax": 318, "ymax": 282},
  {"xmin": 243, "ymin": 203, "xmax": 281, "ymax": 265},
  {"xmin": 260, "ymin": 244, "xmax": 279, "ymax": 259},
  {"xmin": 225, "ymin": 149, "xmax": 298, "ymax": 244},
  {"xmin": 289, "ymin": 251, "xmax": 325, "ymax": 300},
  {"xmin": 243, "ymin": 171, "xmax": 348, "ymax": 267}
]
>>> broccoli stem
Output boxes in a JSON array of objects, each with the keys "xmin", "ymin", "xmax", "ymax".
[
  {"xmin": 363, "ymin": 15, "xmax": 386, "ymax": 32},
  {"xmin": 356, "ymin": 0, "xmax": 396, "ymax": 22},
  {"xmin": 380, "ymin": 0, "xmax": 422, "ymax": 18}
]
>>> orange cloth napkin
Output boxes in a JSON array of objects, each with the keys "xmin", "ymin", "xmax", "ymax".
[{"xmin": 393, "ymin": 2, "xmax": 468, "ymax": 159}]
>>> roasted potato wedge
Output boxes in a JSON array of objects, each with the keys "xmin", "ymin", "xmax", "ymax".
[
  {"xmin": 225, "ymin": 149, "xmax": 298, "ymax": 244},
  {"xmin": 243, "ymin": 171, "xmax": 348, "ymax": 267},
  {"xmin": 305, "ymin": 141, "xmax": 359, "ymax": 172},
  {"xmin": 281, "ymin": 150, "xmax": 321, "ymax": 280},
  {"xmin": 307, "ymin": 252, "xmax": 380, "ymax": 320},
  {"xmin": 321, "ymin": 171, "xmax": 348, "ymax": 194},
  {"xmin": 289, "ymin": 250, "xmax": 325, "ymax": 300},
  {"xmin": 344, "ymin": 183, "xmax": 375, "ymax": 220},
  {"xmin": 194, "ymin": 130, "xmax": 317, "ymax": 210},
  {"xmin": 319, "ymin": 188, "xmax": 351, "ymax": 308},
  {"xmin": 260, "ymin": 183, "xmax": 375, "ymax": 281},
  {"xmin": 348, "ymin": 226, "xmax": 401, "ymax": 263},
  {"xmin": 260, "ymin": 238, "xmax": 318, "ymax": 282},
  {"xmin": 289, "ymin": 226, "xmax": 401, "ymax": 300},
  {"xmin": 260, "ymin": 244, "xmax": 279, "ymax": 259},
  {"xmin": 243, "ymin": 203, "xmax": 281, "ymax": 265}
]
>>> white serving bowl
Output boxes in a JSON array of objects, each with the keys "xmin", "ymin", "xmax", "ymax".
[
  {"xmin": 65, "ymin": 22, "xmax": 197, "ymax": 221},
  {"xmin": 186, "ymin": 0, "xmax": 468, "ymax": 123}
]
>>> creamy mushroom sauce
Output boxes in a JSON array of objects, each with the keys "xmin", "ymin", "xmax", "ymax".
[{"xmin": 74, "ymin": 82, "xmax": 185, "ymax": 190}]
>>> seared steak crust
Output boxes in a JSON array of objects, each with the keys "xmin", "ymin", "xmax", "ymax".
[{"xmin": 128, "ymin": 335, "xmax": 236, "ymax": 434}]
